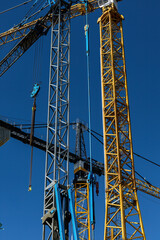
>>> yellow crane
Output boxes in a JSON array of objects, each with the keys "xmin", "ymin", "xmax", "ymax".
[
  {"xmin": 98, "ymin": 2, "xmax": 145, "ymax": 239},
  {"xmin": 0, "ymin": 0, "xmax": 160, "ymax": 239}
]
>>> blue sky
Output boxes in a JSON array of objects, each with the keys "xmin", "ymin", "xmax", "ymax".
[{"xmin": 0, "ymin": 0, "xmax": 160, "ymax": 239}]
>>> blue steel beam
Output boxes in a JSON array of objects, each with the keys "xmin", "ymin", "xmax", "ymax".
[
  {"xmin": 55, "ymin": 183, "xmax": 66, "ymax": 240},
  {"xmin": 68, "ymin": 188, "xmax": 79, "ymax": 240}
]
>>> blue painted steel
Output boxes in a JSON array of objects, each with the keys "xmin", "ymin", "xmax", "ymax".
[
  {"xmin": 48, "ymin": 0, "xmax": 55, "ymax": 6},
  {"xmin": 84, "ymin": 0, "xmax": 92, "ymax": 174},
  {"xmin": 88, "ymin": 172, "xmax": 95, "ymax": 227},
  {"xmin": 30, "ymin": 83, "xmax": 40, "ymax": 98},
  {"xmin": 85, "ymin": 23, "xmax": 89, "ymax": 56},
  {"xmin": 68, "ymin": 188, "xmax": 79, "ymax": 240},
  {"xmin": 84, "ymin": 2, "xmax": 95, "ymax": 238},
  {"xmin": 50, "ymin": 209, "xmax": 56, "ymax": 214},
  {"xmin": 54, "ymin": 183, "xmax": 65, "ymax": 240}
]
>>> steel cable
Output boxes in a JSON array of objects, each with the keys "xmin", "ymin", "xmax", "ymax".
[{"xmin": 0, "ymin": 0, "xmax": 33, "ymax": 15}]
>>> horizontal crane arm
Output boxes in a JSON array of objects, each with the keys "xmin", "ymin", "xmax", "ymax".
[
  {"xmin": 0, "ymin": 0, "xmax": 98, "ymax": 46},
  {"xmin": 136, "ymin": 178, "xmax": 160, "ymax": 200},
  {"xmin": 1, "ymin": 119, "xmax": 160, "ymax": 199},
  {"xmin": 0, "ymin": 12, "xmax": 52, "ymax": 77},
  {"xmin": 0, "ymin": 119, "xmax": 103, "ymax": 175},
  {"xmin": 0, "ymin": 18, "xmax": 43, "ymax": 46},
  {"xmin": 0, "ymin": 0, "xmax": 99, "ymax": 77}
]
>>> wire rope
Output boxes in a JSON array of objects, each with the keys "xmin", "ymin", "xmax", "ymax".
[
  {"xmin": 0, "ymin": 0, "xmax": 33, "ymax": 15},
  {"xmin": 18, "ymin": 1, "xmax": 49, "ymax": 26},
  {"xmin": 87, "ymin": 129, "xmax": 103, "ymax": 145},
  {"xmin": 87, "ymin": 127, "xmax": 160, "ymax": 188},
  {"xmin": 84, "ymin": 1, "xmax": 92, "ymax": 173},
  {"xmin": 133, "ymin": 152, "xmax": 160, "ymax": 168},
  {"xmin": 0, "ymin": 115, "xmax": 158, "ymax": 190},
  {"xmin": 1, "ymin": 112, "xmax": 159, "ymax": 173},
  {"xmin": 87, "ymin": 127, "xmax": 152, "ymax": 183},
  {"xmin": 84, "ymin": 2, "xmax": 95, "ymax": 239},
  {"xmin": 18, "ymin": 0, "xmax": 42, "ymax": 25},
  {"xmin": 87, "ymin": 127, "xmax": 160, "ymax": 169},
  {"xmin": 24, "ymin": 3, "xmax": 48, "ymax": 22}
]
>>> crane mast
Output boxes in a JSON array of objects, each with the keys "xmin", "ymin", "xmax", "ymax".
[
  {"xmin": 42, "ymin": 1, "xmax": 71, "ymax": 239},
  {"xmin": 73, "ymin": 122, "xmax": 91, "ymax": 240},
  {"xmin": 98, "ymin": 2, "xmax": 145, "ymax": 239},
  {"xmin": 1, "ymin": 0, "xmax": 160, "ymax": 239}
]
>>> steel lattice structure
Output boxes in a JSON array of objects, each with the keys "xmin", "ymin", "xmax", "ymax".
[
  {"xmin": 42, "ymin": 1, "xmax": 71, "ymax": 239},
  {"xmin": 75, "ymin": 183, "xmax": 90, "ymax": 240},
  {"xmin": 73, "ymin": 122, "xmax": 91, "ymax": 240},
  {"xmin": 98, "ymin": 7, "xmax": 145, "ymax": 240},
  {"xmin": 1, "ymin": 0, "xmax": 160, "ymax": 239},
  {"xmin": 1, "ymin": 118, "xmax": 160, "ymax": 200}
]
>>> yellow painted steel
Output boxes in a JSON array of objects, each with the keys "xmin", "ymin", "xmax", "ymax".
[
  {"xmin": 0, "ymin": 18, "xmax": 43, "ymax": 46},
  {"xmin": 98, "ymin": 6, "xmax": 146, "ymax": 240},
  {"xmin": 136, "ymin": 178, "xmax": 160, "ymax": 199},
  {"xmin": 74, "ymin": 167, "xmax": 88, "ymax": 174},
  {"xmin": 1, "ymin": 1, "xmax": 156, "ymax": 239},
  {"xmin": 0, "ymin": 0, "xmax": 99, "ymax": 46},
  {"xmin": 75, "ymin": 182, "xmax": 91, "ymax": 240}
]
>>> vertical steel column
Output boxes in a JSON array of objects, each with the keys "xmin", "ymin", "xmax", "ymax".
[
  {"xmin": 74, "ymin": 122, "xmax": 91, "ymax": 240},
  {"xmin": 42, "ymin": 1, "xmax": 70, "ymax": 239},
  {"xmin": 75, "ymin": 182, "xmax": 90, "ymax": 240},
  {"xmin": 98, "ymin": 6, "xmax": 145, "ymax": 240}
]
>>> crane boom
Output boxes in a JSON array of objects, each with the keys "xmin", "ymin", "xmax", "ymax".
[
  {"xmin": 0, "ymin": 18, "xmax": 43, "ymax": 46},
  {"xmin": 136, "ymin": 179, "xmax": 160, "ymax": 200},
  {"xmin": 0, "ymin": 119, "xmax": 104, "ymax": 175},
  {"xmin": 0, "ymin": 11, "xmax": 52, "ymax": 77},
  {"xmin": 1, "ymin": 118, "xmax": 160, "ymax": 201},
  {"xmin": 0, "ymin": 0, "xmax": 99, "ymax": 47},
  {"xmin": 0, "ymin": 0, "xmax": 99, "ymax": 77}
]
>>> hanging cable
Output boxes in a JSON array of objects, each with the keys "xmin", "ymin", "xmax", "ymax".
[
  {"xmin": 89, "ymin": 128, "xmax": 103, "ymax": 138},
  {"xmin": 19, "ymin": 0, "xmax": 41, "ymax": 25},
  {"xmin": 86, "ymin": 127, "xmax": 160, "ymax": 187},
  {"xmin": 2, "ymin": 112, "xmax": 159, "ymax": 172},
  {"xmin": 87, "ymin": 127, "xmax": 160, "ymax": 169},
  {"xmin": 84, "ymin": 1, "xmax": 92, "ymax": 173},
  {"xmin": 122, "ymin": 160, "xmax": 153, "ymax": 186},
  {"xmin": 37, "ymin": 37, "xmax": 44, "ymax": 84},
  {"xmin": 1, "ymin": 112, "xmax": 159, "ymax": 171},
  {"xmin": 0, "ymin": 0, "xmax": 33, "ymax": 15},
  {"xmin": 87, "ymin": 129, "xmax": 103, "ymax": 145},
  {"xmin": 28, "ymin": 84, "xmax": 40, "ymax": 191},
  {"xmin": 133, "ymin": 152, "xmax": 160, "ymax": 168},
  {"xmin": 84, "ymin": 2, "xmax": 95, "ymax": 239},
  {"xmin": 15, "ymin": 0, "xmax": 48, "ymax": 27},
  {"xmin": 87, "ymin": 128, "xmax": 155, "ymax": 185},
  {"xmin": 28, "ymin": 96, "xmax": 36, "ymax": 191},
  {"xmin": 21, "ymin": 3, "xmax": 49, "ymax": 24}
]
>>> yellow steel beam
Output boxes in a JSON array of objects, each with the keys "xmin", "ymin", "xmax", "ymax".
[
  {"xmin": 0, "ymin": 0, "xmax": 99, "ymax": 46},
  {"xmin": 75, "ymin": 182, "xmax": 91, "ymax": 240},
  {"xmin": 98, "ymin": 6, "xmax": 146, "ymax": 239},
  {"xmin": 0, "ymin": 18, "xmax": 43, "ymax": 46},
  {"xmin": 136, "ymin": 179, "xmax": 160, "ymax": 200}
]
